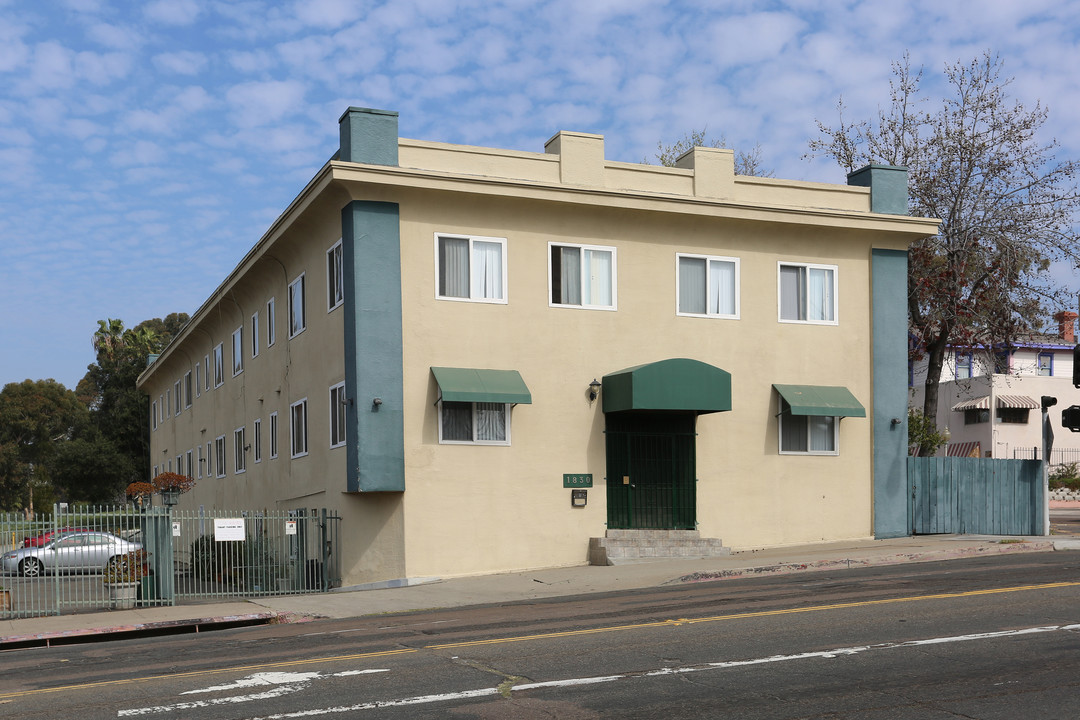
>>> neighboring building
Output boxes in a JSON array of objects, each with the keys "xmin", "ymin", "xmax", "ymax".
[
  {"xmin": 909, "ymin": 311, "xmax": 1080, "ymax": 461},
  {"xmin": 137, "ymin": 107, "xmax": 938, "ymax": 586}
]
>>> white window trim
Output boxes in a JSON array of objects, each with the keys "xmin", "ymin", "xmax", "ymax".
[
  {"xmin": 232, "ymin": 327, "xmax": 244, "ymax": 377},
  {"xmin": 206, "ymin": 441, "xmax": 213, "ymax": 478},
  {"xmin": 186, "ymin": 449, "xmax": 193, "ymax": 478},
  {"xmin": 290, "ymin": 398, "xmax": 309, "ymax": 458},
  {"xmin": 329, "ymin": 382, "xmax": 347, "ymax": 448},
  {"xmin": 547, "ymin": 241, "xmax": 618, "ymax": 311},
  {"xmin": 675, "ymin": 253, "xmax": 740, "ymax": 319},
  {"xmin": 158, "ymin": 395, "xmax": 164, "ymax": 424},
  {"xmin": 203, "ymin": 354, "xmax": 211, "ymax": 391},
  {"xmin": 328, "ymin": 239, "xmax": 344, "ymax": 312},
  {"xmin": 267, "ymin": 297, "xmax": 276, "ymax": 347},
  {"xmin": 434, "ymin": 233, "xmax": 509, "ymax": 304},
  {"xmin": 213, "ymin": 343, "xmax": 224, "ymax": 388},
  {"xmin": 437, "ymin": 401, "xmax": 512, "ymax": 446},
  {"xmin": 269, "ymin": 411, "xmax": 279, "ymax": 459},
  {"xmin": 777, "ymin": 261, "xmax": 838, "ymax": 326},
  {"xmin": 196, "ymin": 445, "xmax": 203, "ymax": 479},
  {"xmin": 234, "ymin": 426, "xmax": 246, "ymax": 474},
  {"xmin": 289, "ymin": 273, "xmax": 306, "ymax": 339},
  {"xmin": 195, "ymin": 363, "xmax": 201, "ymax": 399},
  {"xmin": 184, "ymin": 371, "xmax": 192, "ymax": 408},
  {"xmin": 777, "ymin": 405, "xmax": 840, "ymax": 456},
  {"xmin": 151, "ymin": 401, "xmax": 158, "ymax": 431},
  {"xmin": 214, "ymin": 435, "xmax": 227, "ymax": 478},
  {"xmin": 175, "ymin": 454, "xmax": 183, "ymax": 475},
  {"xmin": 251, "ymin": 311, "xmax": 260, "ymax": 358},
  {"xmin": 173, "ymin": 381, "xmax": 181, "ymax": 416},
  {"xmin": 253, "ymin": 417, "xmax": 263, "ymax": 464}
]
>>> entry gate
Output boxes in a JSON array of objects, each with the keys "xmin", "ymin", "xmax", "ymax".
[
  {"xmin": 605, "ymin": 414, "xmax": 697, "ymax": 529},
  {"xmin": 0, "ymin": 505, "xmax": 341, "ymax": 619},
  {"xmin": 908, "ymin": 457, "xmax": 1042, "ymax": 535}
]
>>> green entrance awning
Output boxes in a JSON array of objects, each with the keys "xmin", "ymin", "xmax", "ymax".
[
  {"xmin": 773, "ymin": 384, "xmax": 865, "ymax": 417},
  {"xmin": 431, "ymin": 367, "xmax": 532, "ymax": 404},
  {"xmin": 602, "ymin": 358, "xmax": 731, "ymax": 414}
]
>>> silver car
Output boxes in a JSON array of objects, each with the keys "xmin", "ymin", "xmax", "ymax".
[{"xmin": 1, "ymin": 531, "xmax": 142, "ymax": 577}]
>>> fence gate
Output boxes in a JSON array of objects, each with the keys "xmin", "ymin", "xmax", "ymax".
[{"xmin": 908, "ymin": 457, "xmax": 1043, "ymax": 535}]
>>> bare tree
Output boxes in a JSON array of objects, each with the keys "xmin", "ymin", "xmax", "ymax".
[
  {"xmin": 648, "ymin": 128, "xmax": 774, "ymax": 177},
  {"xmin": 808, "ymin": 52, "xmax": 1080, "ymax": 451}
]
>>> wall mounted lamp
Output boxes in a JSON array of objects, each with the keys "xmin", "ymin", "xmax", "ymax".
[{"xmin": 588, "ymin": 379, "xmax": 602, "ymax": 402}]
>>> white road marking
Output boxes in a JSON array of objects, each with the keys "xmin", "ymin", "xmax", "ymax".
[{"xmin": 118, "ymin": 623, "xmax": 1080, "ymax": 719}]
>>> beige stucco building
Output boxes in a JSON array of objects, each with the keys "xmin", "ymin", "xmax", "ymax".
[{"xmin": 138, "ymin": 108, "xmax": 938, "ymax": 586}]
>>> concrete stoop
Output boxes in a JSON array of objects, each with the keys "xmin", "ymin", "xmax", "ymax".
[{"xmin": 589, "ymin": 529, "xmax": 731, "ymax": 565}]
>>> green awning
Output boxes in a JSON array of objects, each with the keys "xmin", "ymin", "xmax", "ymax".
[
  {"xmin": 774, "ymin": 384, "xmax": 865, "ymax": 417},
  {"xmin": 431, "ymin": 367, "xmax": 532, "ymax": 404},
  {"xmin": 602, "ymin": 358, "xmax": 731, "ymax": 414}
]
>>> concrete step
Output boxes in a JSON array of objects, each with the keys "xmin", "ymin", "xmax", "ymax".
[{"xmin": 588, "ymin": 530, "xmax": 730, "ymax": 566}]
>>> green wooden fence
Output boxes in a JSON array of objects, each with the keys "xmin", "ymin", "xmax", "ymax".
[{"xmin": 908, "ymin": 457, "xmax": 1043, "ymax": 536}]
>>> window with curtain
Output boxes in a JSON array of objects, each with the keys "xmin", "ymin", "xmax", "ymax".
[
  {"xmin": 954, "ymin": 352, "xmax": 973, "ymax": 380},
  {"xmin": 549, "ymin": 242, "xmax": 616, "ymax": 309},
  {"xmin": 289, "ymin": 274, "xmax": 306, "ymax": 338},
  {"xmin": 677, "ymin": 254, "xmax": 739, "ymax": 317},
  {"xmin": 778, "ymin": 400, "xmax": 838, "ymax": 454},
  {"xmin": 439, "ymin": 401, "xmax": 510, "ymax": 444},
  {"xmin": 436, "ymin": 234, "xmax": 506, "ymax": 302},
  {"xmin": 779, "ymin": 262, "xmax": 836, "ymax": 324}
]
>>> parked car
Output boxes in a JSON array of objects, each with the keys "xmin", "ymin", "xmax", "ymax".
[
  {"xmin": 22, "ymin": 527, "xmax": 88, "ymax": 547},
  {"xmin": 1, "ymin": 531, "xmax": 143, "ymax": 577}
]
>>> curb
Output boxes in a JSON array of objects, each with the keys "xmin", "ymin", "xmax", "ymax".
[
  {"xmin": 0, "ymin": 611, "xmax": 280, "ymax": 650},
  {"xmin": 666, "ymin": 541, "xmax": 1057, "ymax": 585}
]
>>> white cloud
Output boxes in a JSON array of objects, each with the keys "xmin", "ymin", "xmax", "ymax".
[
  {"xmin": 143, "ymin": 0, "xmax": 201, "ymax": 26},
  {"xmin": 226, "ymin": 79, "xmax": 307, "ymax": 128},
  {"xmin": 26, "ymin": 41, "xmax": 75, "ymax": 90},
  {"xmin": 292, "ymin": 0, "xmax": 365, "ymax": 29},
  {"xmin": 153, "ymin": 51, "xmax": 208, "ymax": 75}
]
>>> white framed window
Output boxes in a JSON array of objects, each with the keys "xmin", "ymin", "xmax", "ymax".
[
  {"xmin": 214, "ymin": 435, "xmax": 226, "ymax": 478},
  {"xmin": 549, "ymin": 242, "xmax": 616, "ymax": 310},
  {"xmin": 158, "ymin": 395, "xmax": 164, "ymax": 424},
  {"xmin": 232, "ymin": 327, "xmax": 243, "ymax": 376},
  {"xmin": 290, "ymin": 398, "xmax": 308, "ymax": 458},
  {"xmin": 175, "ymin": 454, "xmax": 183, "ymax": 475},
  {"xmin": 1038, "ymin": 352, "xmax": 1053, "ymax": 377},
  {"xmin": 328, "ymin": 239, "xmax": 344, "ymax": 311},
  {"xmin": 184, "ymin": 371, "xmax": 192, "ymax": 408},
  {"xmin": 196, "ymin": 444, "xmax": 203, "ymax": 479},
  {"xmin": 677, "ymin": 254, "xmax": 739, "ymax": 318},
  {"xmin": 253, "ymin": 418, "xmax": 263, "ymax": 463},
  {"xmin": 329, "ymin": 382, "xmax": 347, "ymax": 448},
  {"xmin": 251, "ymin": 312, "xmax": 260, "ymax": 358},
  {"xmin": 152, "ymin": 464, "xmax": 158, "ymax": 479},
  {"xmin": 164, "ymin": 390, "xmax": 170, "ymax": 421},
  {"xmin": 206, "ymin": 441, "xmax": 213, "ymax": 478},
  {"xmin": 204, "ymin": 354, "xmax": 210, "ymax": 391},
  {"xmin": 234, "ymin": 426, "xmax": 246, "ymax": 474},
  {"xmin": 955, "ymin": 352, "xmax": 973, "ymax": 380},
  {"xmin": 289, "ymin": 274, "xmax": 306, "ymax": 338},
  {"xmin": 269, "ymin": 411, "xmax": 279, "ymax": 459},
  {"xmin": 167, "ymin": 459, "xmax": 172, "ymax": 472},
  {"xmin": 435, "ymin": 233, "xmax": 507, "ymax": 303},
  {"xmin": 267, "ymin": 297, "xmax": 276, "ymax": 347},
  {"xmin": 195, "ymin": 363, "xmax": 201, "ymax": 399},
  {"xmin": 186, "ymin": 449, "xmax": 193, "ymax": 478},
  {"xmin": 173, "ymin": 381, "xmax": 181, "ymax": 416},
  {"xmin": 213, "ymin": 343, "xmax": 224, "ymax": 387},
  {"xmin": 778, "ymin": 401, "xmax": 838, "ymax": 455},
  {"xmin": 151, "ymin": 401, "xmax": 158, "ymax": 431},
  {"xmin": 778, "ymin": 262, "xmax": 837, "ymax": 324},
  {"xmin": 438, "ymin": 401, "xmax": 510, "ymax": 445}
]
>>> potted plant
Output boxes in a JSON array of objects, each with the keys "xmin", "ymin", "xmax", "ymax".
[
  {"xmin": 151, "ymin": 471, "xmax": 196, "ymax": 506},
  {"xmin": 126, "ymin": 481, "xmax": 155, "ymax": 509},
  {"xmin": 103, "ymin": 549, "xmax": 148, "ymax": 609}
]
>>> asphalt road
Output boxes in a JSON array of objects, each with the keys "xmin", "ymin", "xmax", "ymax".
[{"xmin": 3, "ymin": 552, "xmax": 1080, "ymax": 719}]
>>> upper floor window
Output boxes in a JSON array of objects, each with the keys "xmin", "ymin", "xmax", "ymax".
[
  {"xmin": 204, "ymin": 354, "xmax": 211, "ymax": 391},
  {"xmin": 269, "ymin": 411, "xmax": 279, "ymax": 459},
  {"xmin": 290, "ymin": 399, "xmax": 309, "ymax": 458},
  {"xmin": 267, "ymin": 297, "xmax": 276, "ymax": 347},
  {"xmin": 151, "ymin": 401, "xmax": 158, "ymax": 431},
  {"xmin": 549, "ymin": 242, "xmax": 616, "ymax": 310},
  {"xmin": 232, "ymin": 328, "xmax": 243, "ymax": 376},
  {"xmin": 955, "ymin": 352, "xmax": 973, "ymax": 380},
  {"xmin": 1038, "ymin": 352, "xmax": 1053, "ymax": 376},
  {"xmin": 436, "ymin": 234, "xmax": 506, "ymax": 302},
  {"xmin": 214, "ymin": 435, "xmax": 226, "ymax": 478},
  {"xmin": 289, "ymin": 274, "xmax": 306, "ymax": 338},
  {"xmin": 173, "ymin": 381, "xmax": 181, "ymax": 416},
  {"xmin": 195, "ymin": 364, "xmax": 201, "ymax": 398},
  {"xmin": 329, "ymin": 383, "xmax": 347, "ymax": 448},
  {"xmin": 234, "ymin": 427, "xmax": 246, "ymax": 474},
  {"xmin": 253, "ymin": 418, "xmax": 263, "ymax": 463},
  {"xmin": 183, "ymin": 371, "xmax": 192, "ymax": 408},
  {"xmin": 778, "ymin": 262, "xmax": 836, "ymax": 324},
  {"xmin": 677, "ymin": 254, "xmax": 739, "ymax": 318},
  {"xmin": 328, "ymin": 240, "xmax": 344, "ymax": 311},
  {"xmin": 251, "ymin": 312, "xmax": 260, "ymax": 358},
  {"xmin": 213, "ymin": 343, "xmax": 224, "ymax": 387}
]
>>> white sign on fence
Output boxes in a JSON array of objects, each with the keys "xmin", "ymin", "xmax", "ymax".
[
  {"xmin": 172, "ymin": 522, "xmax": 181, "ymax": 537},
  {"xmin": 214, "ymin": 518, "xmax": 245, "ymax": 541},
  {"xmin": 285, "ymin": 520, "xmax": 297, "ymax": 536}
]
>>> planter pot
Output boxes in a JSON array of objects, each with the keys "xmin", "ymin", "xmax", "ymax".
[{"xmin": 106, "ymin": 581, "xmax": 139, "ymax": 610}]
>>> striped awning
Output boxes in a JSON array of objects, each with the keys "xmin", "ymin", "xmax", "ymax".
[
  {"xmin": 996, "ymin": 395, "xmax": 1039, "ymax": 410},
  {"xmin": 946, "ymin": 441, "xmax": 982, "ymax": 458},
  {"xmin": 951, "ymin": 396, "xmax": 989, "ymax": 412}
]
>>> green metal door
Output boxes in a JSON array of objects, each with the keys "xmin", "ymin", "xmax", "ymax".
[{"xmin": 605, "ymin": 413, "xmax": 697, "ymax": 529}]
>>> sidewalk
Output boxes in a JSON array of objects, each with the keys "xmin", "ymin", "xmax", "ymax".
[{"xmin": 5, "ymin": 532, "xmax": 1078, "ymax": 650}]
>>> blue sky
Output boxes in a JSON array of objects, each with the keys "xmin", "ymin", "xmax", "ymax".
[{"xmin": 3, "ymin": 0, "xmax": 1080, "ymax": 390}]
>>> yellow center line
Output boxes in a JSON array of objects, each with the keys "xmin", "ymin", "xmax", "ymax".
[{"xmin": 3, "ymin": 580, "xmax": 1078, "ymax": 701}]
